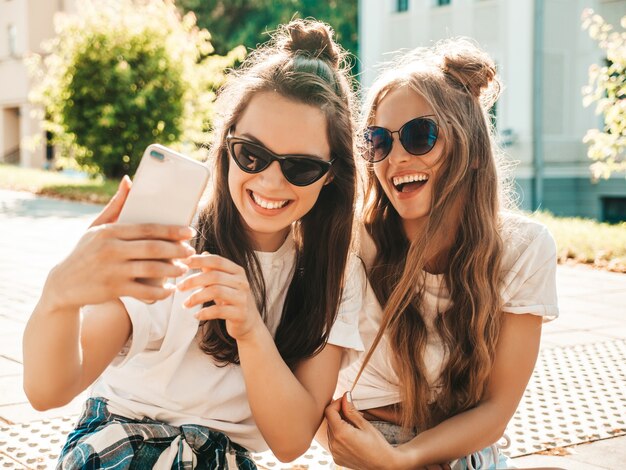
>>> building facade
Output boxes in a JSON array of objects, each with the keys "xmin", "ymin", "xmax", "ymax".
[
  {"xmin": 359, "ymin": 0, "xmax": 626, "ymax": 221},
  {"xmin": 0, "ymin": 0, "xmax": 76, "ymax": 168}
]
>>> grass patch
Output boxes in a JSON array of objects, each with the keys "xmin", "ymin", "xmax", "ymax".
[
  {"xmin": 0, "ymin": 163, "xmax": 118, "ymax": 204},
  {"xmin": 529, "ymin": 211, "xmax": 626, "ymax": 273}
]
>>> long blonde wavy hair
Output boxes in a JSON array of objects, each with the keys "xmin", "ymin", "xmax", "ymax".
[{"xmin": 355, "ymin": 38, "xmax": 513, "ymax": 430}]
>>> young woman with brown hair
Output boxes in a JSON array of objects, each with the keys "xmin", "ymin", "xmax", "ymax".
[
  {"xmin": 321, "ymin": 38, "xmax": 560, "ymax": 470},
  {"xmin": 23, "ymin": 19, "xmax": 364, "ymax": 469}
]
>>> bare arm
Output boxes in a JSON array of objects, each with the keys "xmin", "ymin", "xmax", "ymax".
[
  {"xmin": 326, "ymin": 312, "xmax": 542, "ymax": 469},
  {"xmin": 23, "ymin": 299, "xmax": 131, "ymax": 410},
  {"xmin": 239, "ymin": 330, "xmax": 343, "ymax": 462},
  {"xmin": 179, "ymin": 254, "xmax": 345, "ymax": 461},
  {"xmin": 23, "ymin": 178, "xmax": 195, "ymax": 410}
]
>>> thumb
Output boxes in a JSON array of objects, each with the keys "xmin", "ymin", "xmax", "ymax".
[
  {"xmin": 90, "ymin": 175, "xmax": 132, "ymax": 228},
  {"xmin": 340, "ymin": 392, "xmax": 367, "ymax": 429}
]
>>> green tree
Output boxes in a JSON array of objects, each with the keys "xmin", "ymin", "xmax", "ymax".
[
  {"xmin": 177, "ymin": 0, "xmax": 358, "ymax": 70},
  {"xmin": 28, "ymin": 0, "xmax": 244, "ymax": 177},
  {"xmin": 581, "ymin": 9, "xmax": 626, "ymax": 180}
]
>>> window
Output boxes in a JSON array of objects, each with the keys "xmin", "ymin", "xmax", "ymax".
[
  {"xmin": 8, "ymin": 24, "xmax": 17, "ymax": 56},
  {"xmin": 396, "ymin": 0, "xmax": 409, "ymax": 12},
  {"xmin": 602, "ymin": 197, "xmax": 626, "ymax": 223}
]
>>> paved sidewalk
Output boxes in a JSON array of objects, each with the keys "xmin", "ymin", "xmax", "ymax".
[{"xmin": 1, "ymin": 189, "xmax": 625, "ymax": 469}]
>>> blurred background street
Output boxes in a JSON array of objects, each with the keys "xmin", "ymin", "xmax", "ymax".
[{"xmin": 1, "ymin": 0, "xmax": 625, "ymax": 468}]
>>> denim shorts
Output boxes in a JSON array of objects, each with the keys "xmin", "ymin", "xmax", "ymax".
[{"xmin": 369, "ymin": 420, "xmax": 514, "ymax": 469}]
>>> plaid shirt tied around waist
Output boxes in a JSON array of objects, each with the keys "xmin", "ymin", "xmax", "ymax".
[{"xmin": 58, "ymin": 397, "xmax": 257, "ymax": 470}]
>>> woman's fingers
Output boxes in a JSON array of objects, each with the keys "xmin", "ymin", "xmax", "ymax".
[
  {"xmin": 324, "ymin": 398, "xmax": 345, "ymax": 430},
  {"xmin": 183, "ymin": 284, "xmax": 239, "ymax": 308},
  {"xmin": 126, "ymin": 260, "xmax": 188, "ymax": 280},
  {"xmin": 117, "ymin": 239, "xmax": 195, "ymax": 261},
  {"xmin": 182, "ymin": 253, "xmax": 243, "ymax": 274},
  {"xmin": 340, "ymin": 392, "xmax": 367, "ymax": 430},
  {"xmin": 89, "ymin": 175, "xmax": 132, "ymax": 228},
  {"xmin": 194, "ymin": 304, "xmax": 240, "ymax": 321},
  {"xmin": 107, "ymin": 223, "xmax": 195, "ymax": 242},
  {"xmin": 177, "ymin": 269, "xmax": 247, "ymax": 292},
  {"xmin": 122, "ymin": 281, "xmax": 176, "ymax": 302}
]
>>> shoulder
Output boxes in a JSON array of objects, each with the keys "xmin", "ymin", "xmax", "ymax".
[
  {"xmin": 499, "ymin": 211, "xmax": 557, "ymax": 269},
  {"xmin": 356, "ymin": 222, "xmax": 377, "ymax": 270},
  {"xmin": 343, "ymin": 251, "xmax": 368, "ymax": 298},
  {"xmin": 498, "ymin": 211, "xmax": 559, "ymax": 319}
]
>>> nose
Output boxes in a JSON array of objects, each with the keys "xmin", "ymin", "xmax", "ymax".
[
  {"xmin": 259, "ymin": 160, "xmax": 286, "ymax": 187},
  {"xmin": 386, "ymin": 134, "xmax": 411, "ymax": 166}
]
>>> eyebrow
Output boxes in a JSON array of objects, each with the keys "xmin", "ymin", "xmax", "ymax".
[{"xmin": 235, "ymin": 132, "xmax": 330, "ymax": 162}]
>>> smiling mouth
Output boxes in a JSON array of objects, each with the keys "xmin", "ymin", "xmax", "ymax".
[
  {"xmin": 248, "ymin": 190, "xmax": 290, "ymax": 210},
  {"xmin": 392, "ymin": 173, "xmax": 429, "ymax": 193}
]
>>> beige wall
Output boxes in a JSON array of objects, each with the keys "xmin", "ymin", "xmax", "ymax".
[{"xmin": 0, "ymin": 0, "xmax": 69, "ymax": 167}]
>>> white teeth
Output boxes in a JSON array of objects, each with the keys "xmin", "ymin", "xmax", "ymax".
[
  {"xmin": 392, "ymin": 174, "xmax": 429, "ymax": 186},
  {"xmin": 251, "ymin": 192, "xmax": 289, "ymax": 210}
]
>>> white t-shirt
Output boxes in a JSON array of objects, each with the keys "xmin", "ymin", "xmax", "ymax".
[
  {"xmin": 337, "ymin": 212, "xmax": 559, "ymax": 410},
  {"xmin": 91, "ymin": 234, "xmax": 365, "ymax": 452}
]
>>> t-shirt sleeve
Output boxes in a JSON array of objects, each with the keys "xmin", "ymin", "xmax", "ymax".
[
  {"xmin": 327, "ymin": 255, "xmax": 366, "ymax": 365},
  {"xmin": 501, "ymin": 223, "xmax": 559, "ymax": 321},
  {"xmin": 112, "ymin": 294, "xmax": 175, "ymax": 366}
]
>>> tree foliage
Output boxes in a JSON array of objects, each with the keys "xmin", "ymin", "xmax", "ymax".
[
  {"xmin": 177, "ymin": 0, "xmax": 358, "ymax": 70},
  {"xmin": 28, "ymin": 0, "xmax": 244, "ymax": 177},
  {"xmin": 581, "ymin": 9, "xmax": 626, "ymax": 180}
]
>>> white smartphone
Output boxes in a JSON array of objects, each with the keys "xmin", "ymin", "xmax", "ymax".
[
  {"xmin": 118, "ymin": 144, "xmax": 210, "ymax": 226},
  {"xmin": 117, "ymin": 144, "xmax": 209, "ymax": 293}
]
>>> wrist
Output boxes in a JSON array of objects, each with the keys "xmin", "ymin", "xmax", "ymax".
[
  {"xmin": 40, "ymin": 265, "xmax": 80, "ymax": 313},
  {"xmin": 390, "ymin": 444, "xmax": 420, "ymax": 470},
  {"xmin": 235, "ymin": 316, "xmax": 267, "ymax": 347}
]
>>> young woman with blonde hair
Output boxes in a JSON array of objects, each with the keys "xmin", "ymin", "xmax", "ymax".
[{"xmin": 321, "ymin": 38, "xmax": 561, "ymax": 470}]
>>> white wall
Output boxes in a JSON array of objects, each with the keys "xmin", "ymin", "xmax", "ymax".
[
  {"xmin": 359, "ymin": 0, "xmax": 535, "ymax": 172},
  {"xmin": 359, "ymin": 0, "xmax": 626, "ymax": 182}
]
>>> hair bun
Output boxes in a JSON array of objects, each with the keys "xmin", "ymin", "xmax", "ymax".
[
  {"xmin": 440, "ymin": 38, "xmax": 501, "ymax": 107},
  {"xmin": 281, "ymin": 19, "xmax": 340, "ymax": 68}
]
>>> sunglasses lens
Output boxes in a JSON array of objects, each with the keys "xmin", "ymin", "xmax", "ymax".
[
  {"xmin": 281, "ymin": 158, "xmax": 327, "ymax": 186},
  {"xmin": 401, "ymin": 118, "xmax": 438, "ymax": 155},
  {"xmin": 364, "ymin": 127, "xmax": 392, "ymax": 162},
  {"xmin": 230, "ymin": 142, "xmax": 272, "ymax": 173},
  {"xmin": 230, "ymin": 139, "xmax": 327, "ymax": 186}
]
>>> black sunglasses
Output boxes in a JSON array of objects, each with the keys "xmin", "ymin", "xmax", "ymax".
[
  {"xmin": 364, "ymin": 116, "xmax": 439, "ymax": 163},
  {"xmin": 226, "ymin": 135, "xmax": 334, "ymax": 187}
]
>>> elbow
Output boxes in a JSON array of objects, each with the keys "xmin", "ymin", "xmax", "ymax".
[
  {"xmin": 490, "ymin": 422, "xmax": 508, "ymax": 445},
  {"xmin": 28, "ymin": 399, "xmax": 55, "ymax": 412},
  {"xmin": 485, "ymin": 412, "xmax": 512, "ymax": 446},
  {"xmin": 23, "ymin": 381, "xmax": 73, "ymax": 412},
  {"xmin": 25, "ymin": 393, "xmax": 59, "ymax": 412},
  {"xmin": 272, "ymin": 440, "xmax": 312, "ymax": 463},
  {"xmin": 274, "ymin": 450, "xmax": 304, "ymax": 464}
]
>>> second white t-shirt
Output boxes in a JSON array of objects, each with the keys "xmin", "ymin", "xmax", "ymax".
[{"xmin": 337, "ymin": 212, "xmax": 559, "ymax": 410}]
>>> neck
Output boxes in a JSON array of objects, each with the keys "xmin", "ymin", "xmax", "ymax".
[
  {"xmin": 250, "ymin": 227, "xmax": 290, "ymax": 252},
  {"xmin": 402, "ymin": 214, "xmax": 459, "ymax": 276}
]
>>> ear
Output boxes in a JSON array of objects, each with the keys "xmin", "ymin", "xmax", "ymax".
[{"xmin": 323, "ymin": 173, "xmax": 334, "ymax": 185}]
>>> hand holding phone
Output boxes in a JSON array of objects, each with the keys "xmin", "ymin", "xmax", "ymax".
[{"xmin": 118, "ymin": 144, "xmax": 210, "ymax": 289}]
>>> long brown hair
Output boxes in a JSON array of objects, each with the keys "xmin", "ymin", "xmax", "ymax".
[
  {"xmin": 355, "ymin": 38, "xmax": 512, "ymax": 430},
  {"xmin": 194, "ymin": 19, "xmax": 357, "ymax": 368}
]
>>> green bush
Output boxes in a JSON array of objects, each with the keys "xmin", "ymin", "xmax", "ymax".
[
  {"xmin": 28, "ymin": 0, "xmax": 244, "ymax": 178},
  {"xmin": 529, "ymin": 211, "xmax": 626, "ymax": 273}
]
